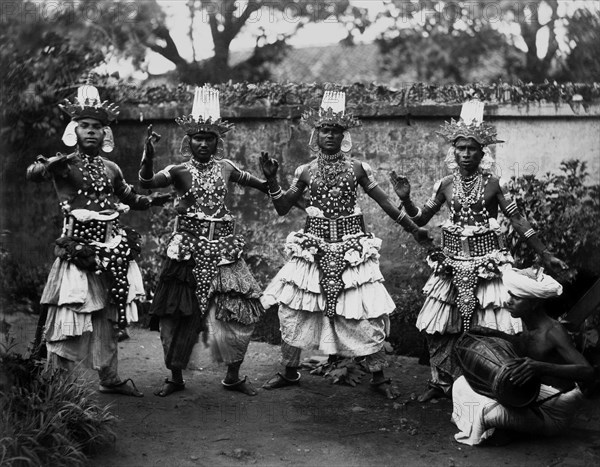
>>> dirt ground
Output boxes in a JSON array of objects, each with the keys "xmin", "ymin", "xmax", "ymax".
[{"xmin": 87, "ymin": 327, "xmax": 600, "ymax": 467}]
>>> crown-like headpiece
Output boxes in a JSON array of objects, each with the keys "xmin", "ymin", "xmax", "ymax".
[
  {"xmin": 175, "ymin": 86, "xmax": 234, "ymax": 136},
  {"xmin": 437, "ymin": 100, "xmax": 503, "ymax": 146},
  {"xmin": 302, "ymin": 91, "xmax": 361, "ymax": 130},
  {"xmin": 59, "ymin": 83, "xmax": 119, "ymax": 126}
]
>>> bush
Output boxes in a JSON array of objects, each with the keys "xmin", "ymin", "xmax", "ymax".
[
  {"xmin": 0, "ymin": 350, "xmax": 116, "ymax": 467},
  {"xmin": 502, "ymin": 160, "xmax": 600, "ymax": 324},
  {"xmin": 0, "ymin": 248, "xmax": 48, "ymax": 315},
  {"xmin": 502, "ymin": 159, "xmax": 600, "ymax": 277}
]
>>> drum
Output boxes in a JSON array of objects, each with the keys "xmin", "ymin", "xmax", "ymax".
[{"xmin": 455, "ymin": 333, "xmax": 540, "ymax": 408}]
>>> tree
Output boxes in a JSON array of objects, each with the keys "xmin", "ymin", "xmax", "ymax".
[
  {"xmin": 0, "ymin": 0, "xmax": 107, "ymax": 150},
  {"xmin": 103, "ymin": 0, "xmax": 370, "ymax": 84},
  {"xmin": 375, "ymin": 0, "xmax": 599, "ymax": 84},
  {"xmin": 558, "ymin": 7, "xmax": 600, "ymax": 82}
]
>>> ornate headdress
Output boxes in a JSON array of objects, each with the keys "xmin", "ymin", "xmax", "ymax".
[
  {"xmin": 59, "ymin": 83, "xmax": 118, "ymax": 152},
  {"xmin": 175, "ymin": 86, "xmax": 234, "ymax": 137},
  {"xmin": 59, "ymin": 84, "xmax": 119, "ymax": 126},
  {"xmin": 302, "ymin": 91, "xmax": 361, "ymax": 131},
  {"xmin": 303, "ymin": 91, "xmax": 360, "ymax": 154},
  {"xmin": 437, "ymin": 100, "xmax": 503, "ymax": 146}
]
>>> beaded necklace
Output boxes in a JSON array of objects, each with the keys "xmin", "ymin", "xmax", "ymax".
[
  {"xmin": 77, "ymin": 152, "xmax": 113, "ymax": 208},
  {"xmin": 449, "ymin": 171, "xmax": 490, "ymax": 227},
  {"xmin": 309, "ymin": 152, "xmax": 356, "ymax": 217},
  {"xmin": 180, "ymin": 157, "xmax": 228, "ymax": 215}
]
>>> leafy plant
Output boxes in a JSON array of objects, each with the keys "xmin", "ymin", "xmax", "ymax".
[
  {"xmin": 309, "ymin": 356, "xmax": 367, "ymax": 387},
  {"xmin": 0, "ymin": 351, "xmax": 116, "ymax": 467},
  {"xmin": 108, "ymin": 81, "xmax": 600, "ymax": 110},
  {"xmin": 0, "ymin": 248, "xmax": 48, "ymax": 315},
  {"xmin": 502, "ymin": 159, "xmax": 600, "ymax": 278}
]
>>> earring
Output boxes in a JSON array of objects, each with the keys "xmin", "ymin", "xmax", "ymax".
[
  {"xmin": 445, "ymin": 147, "xmax": 459, "ymax": 172},
  {"xmin": 308, "ymin": 129, "xmax": 319, "ymax": 153},
  {"xmin": 62, "ymin": 121, "xmax": 78, "ymax": 147},
  {"xmin": 340, "ymin": 131, "xmax": 352, "ymax": 153},
  {"xmin": 479, "ymin": 146, "xmax": 496, "ymax": 173},
  {"xmin": 180, "ymin": 135, "xmax": 192, "ymax": 158},
  {"xmin": 214, "ymin": 137, "xmax": 225, "ymax": 160},
  {"xmin": 102, "ymin": 127, "xmax": 115, "ymax": 153}
]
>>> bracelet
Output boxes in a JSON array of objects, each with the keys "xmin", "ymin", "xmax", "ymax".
[
  {"xmin": 505, "ymin": 201, "xmax": 518, "ymax": 217},
  {"xmin": 524, "ymin": 228, "xmax": 536, "ymax": 239},
  {"xmin": 407, "ymin": 207, "xmax": 422, "ymax": 219},
  {"xmin": 138, "ymin": 171, "xmax": 154, "ymax": 183},
  {"xmin": 269, "ymin": 187, "xmax": 283, "ymax": 200}
]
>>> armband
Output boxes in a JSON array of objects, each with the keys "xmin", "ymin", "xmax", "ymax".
[
  {"xmin": 395, "ymin": 209, "xmax": 407, "ymax": 224},
  {"xmin": 156, "ymin": 167, "xmax": 173, "ymax": 184},
  {"xmin": 425, "ymin": 198, "xmax": 442, "ymax": 210},
  {"xmin": 237, "ymin": 171, "xmax": 251, "ymax": 186},
  {"xmin": 365, "ymin": 180, "xmax": 378, "ymax": 192},
  {"xmin": 505, "ymin": 201, "xmax": 518, "ymax": 217}
]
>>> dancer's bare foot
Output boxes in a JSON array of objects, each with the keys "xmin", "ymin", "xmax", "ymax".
[
  {"xmin": 99, "ymin": 378, "xmax": 143, "ymax": 397},
  {"xmin": 154, "ymin": 378, "xmax": 185, "ymax": 397},
  {"xmin": 370, "ymin": 378, "xmax": 400, "ymax": 400},
  {"xmin": 262, "ymin": 372, "xmax": 301, "ymax": 390},
  {"xmin": 222, "ymin": 376, "xmax": 258, "ymax": 396}
]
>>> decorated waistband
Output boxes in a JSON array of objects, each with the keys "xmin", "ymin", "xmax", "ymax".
[
  {"xmin": 176, "ymin": 215, "xmax": 235, "ymax": 241},
  {"xmin": 304, "ymin": 214, "xmax": 365, "ymax": 243},
  {"xmin": 62, "ymin": 214, "xmax": 117, "ymax": 244},
  {"xmin": 442, "ymin": 229, "xmax": 505, "ymax": 258}
]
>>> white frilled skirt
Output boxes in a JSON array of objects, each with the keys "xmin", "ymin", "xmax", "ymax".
[
  {"xmin": 41, "ymin": 258, "xmax": 145, "ymax": 342},
  {"xmin": 416, "ymin": 274, "xmax": 523, "ymax": 335},
  {"xmin": 261, "ymin": 231, "xmax": 395, "ymax": 357}
]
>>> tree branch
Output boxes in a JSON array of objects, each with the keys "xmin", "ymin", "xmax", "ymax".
[
  {"xmin": 230, "ymin": 0, "xmax": 261, "ymax": 39},
  {"xmin": 148, "ymin": 25, "xmax": 187, "ymax": 66}
]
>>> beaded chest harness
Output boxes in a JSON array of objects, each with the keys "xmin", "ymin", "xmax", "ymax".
[
  {"xmin": 438, "ymin": 171, "xmax": 505, "ymax": 330},
  {"xmin": 76, "ymin": 153, "xmax": 114, "ymax": 209},
  {"xmin": 179, "ymin": 158, "xmax": 229, "ymax": 216},
  {"xmin": 449, "ymin": 171, "xmax": 491, "ymax": 227},
  {"xmin": 308, "ymin": 153, "xmax": 357, "ymax": 218}
]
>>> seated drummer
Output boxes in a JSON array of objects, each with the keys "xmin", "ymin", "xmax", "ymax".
[{"xmin": 451, "ymin": 267, "xmax": 596, "ymax": 446}]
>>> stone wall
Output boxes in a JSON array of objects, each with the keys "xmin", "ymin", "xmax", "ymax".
[{"xmin": 2, "ymin": 102, "xmax": 599, "ymax": 297}]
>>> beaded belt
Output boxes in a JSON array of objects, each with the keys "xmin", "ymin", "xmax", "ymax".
[
  {"xmin": 176, "ymin": 216, "xmax": 235, "ymax": 241},
  {"xmin": 442, "ymin": 230, "xmax": 505, "ymax": 258},
  {"xmin": 62, "ymin": 216, "xmax": 113, "ymax": 243},
  {"xmin": 304, "ymin": 214, "xmax": 365, "ymax": 243}
]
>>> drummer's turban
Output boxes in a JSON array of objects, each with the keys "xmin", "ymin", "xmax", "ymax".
[{"xmin": 502, "ymin": 267, "xmax": 563, "ymax": 299}]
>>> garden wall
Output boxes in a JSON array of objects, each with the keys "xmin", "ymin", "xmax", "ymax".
[{"xmin": 1, "ymin": 102, "xmax": 598, "ymax": 354}]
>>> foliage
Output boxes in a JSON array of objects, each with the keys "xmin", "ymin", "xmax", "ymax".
[
  {"xmin": 0, "ymin": 0, "xmax": 109, "ymax": 148},
  {"xmin": 309, "ymin": 356, "xmax": 367, "ymax": 387},
  {"xmin": 107, "ymin": 80, "xmax": 600, "ymax": 110},
  {"xmin": 376, "ymin": 0, "xmax": 600, "ymax": 84},
  {"xmin": 91, "ymin": 0, "xmax": 370, "ymax": 84},
  {"xmin": 502, "ymin": 160, "xmax": 600, "ymax": 277},
  {"xmin": 136, "ymin": 201, "xmax": 178, "ymax": 300},
  {"xmin": 0, "ymin": 248, "xmax": 48, "ymax": 315},
  {"xmin": 559, "ymin": 8, "xmax": 600, "ymax": 82},
  {"xmin": 0, "ymin": 351, "xmax": 116, "ymax": 467}
]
